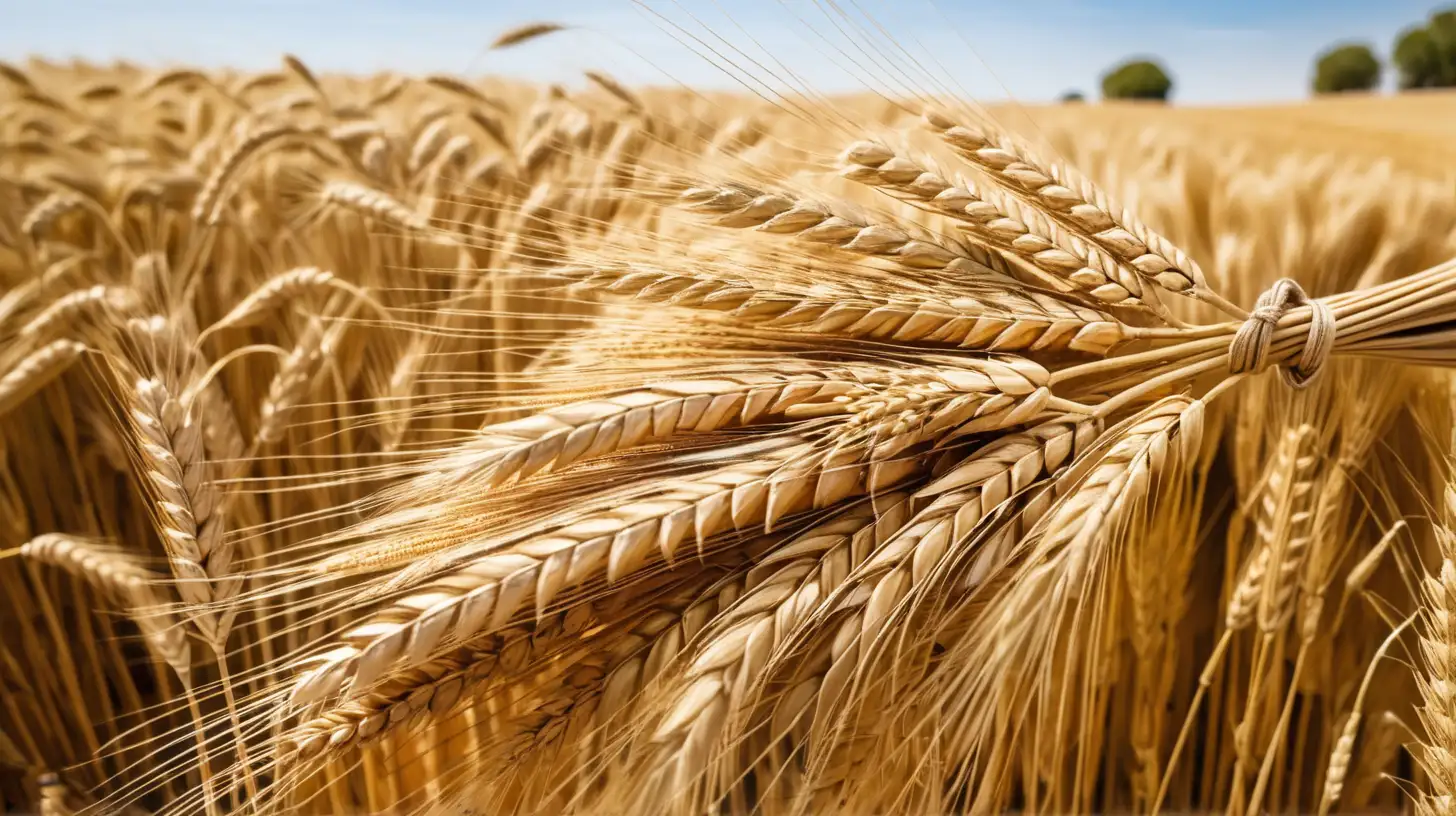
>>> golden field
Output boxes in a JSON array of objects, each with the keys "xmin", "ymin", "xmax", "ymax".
[{"xmin": 3, "ymin": 47, "xmax": 1456, "ymax": 816}]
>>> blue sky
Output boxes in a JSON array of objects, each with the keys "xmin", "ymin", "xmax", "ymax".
[{"xmin": 2, "ymin": 1, "xmax": 1445, "ymax": 104}]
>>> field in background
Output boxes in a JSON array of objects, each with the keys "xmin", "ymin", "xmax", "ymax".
[
  {"xmin": 3, "ymin": 55, "xmax": 1456, "ymax": 815},
  {"xmin": 1016, "ymin": 90, "xmax": 1456, "ymax": 177}
]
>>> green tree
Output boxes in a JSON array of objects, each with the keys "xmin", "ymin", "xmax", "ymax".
[
  {"xmin": 1393, "ymin": 7, "xmax": 1456, "ymax": 89},
  {"xmin": 1312, "ymin": 43, "xmax": 1381, "ymax": 94},
  {"xmin": 1100, "ymin": 59, "xmax": 1172, "ymax": 102},
  {"xmin": 1395, "ymin": 25, "xmax": 1443, "ymax": 88},
  {"xmin": 1433, "ymin": 9, "xmax": 1456, "ymax": 85},
  {"xmin": 1059, "ymin": 90, "xmax": 1085, "ymax": 103}
]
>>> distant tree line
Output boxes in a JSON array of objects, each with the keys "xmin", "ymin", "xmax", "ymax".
[
  {"xmin": 1312, "ymin": 6, "xmax": 1456, "ymax": 94},
  {"xmin": 1062, "ymin": 5, "xmax": 1456, "ymax": 104}
]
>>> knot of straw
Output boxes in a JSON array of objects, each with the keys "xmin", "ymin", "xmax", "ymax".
[{"xmin": 1228, "ymin": 278, "xmax": 1334, "ymax": 389}]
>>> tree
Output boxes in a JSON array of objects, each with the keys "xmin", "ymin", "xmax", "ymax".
[
  {"xmin": 1395, "ymin": 26, "xmax": 1443, "ymax": 88},
  {"xmin": 1100, "ymin": 59, "xmax": 1172, "ymax": 102},
  {"xmin": 1392, "ymin": 7, "xmax": 1456, "ymax": 89},
  {"xmin": 1432, "ymin": 9, "xmax": 1456, "ymax": 85},
  {"xmin": 1059, "ymin": 90, "xmax": 1085, "ymax": 103},
  {"xmin": 1312, "ymin": 43, "xmax": 1381, "ymax": 94}
]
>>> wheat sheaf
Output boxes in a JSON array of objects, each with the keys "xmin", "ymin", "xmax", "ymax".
[{"xmin": 3, "ymin": 8, "xmax": 1456, "ymax": 816}]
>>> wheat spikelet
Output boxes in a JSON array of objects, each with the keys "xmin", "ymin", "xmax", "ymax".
[
  {"xmin": 465, "ymin": 108, "xmax": 510, "ymax": 151},
  {"xmin": 360, "ymin": 135, "xmax": 391, "ymax": 180},
  {"xmin": 1252, "ymin": 424, "xmax": 1320, "ymax": 632},
  {"xmin": 281, "ymin": 54, "xmax": 324, "ymax": 97},
  {"xmin": 409, "ymin": 118, "xmax": 452, "ymax": 175},
  {"xmin": 412, "ymin": 368, "xmax": 874, "ymax": 491},
  {"xmin": 831, "ymin": 357, "xmax": 1053, "ymax": 461},
  {"xmin": 328, "ymin": 120, "xmax": 386, "ymax": 145},
  {"xmin": 284, "ymin": 605, "xmax": 589, "ymax": 761},
  {"xmin": 1320, "ymin": 711, "xmax": 1360, "ymax": 815},
  {"xmin": 424, "ymin": 75, "xmax": 498, "ymax": 108}
]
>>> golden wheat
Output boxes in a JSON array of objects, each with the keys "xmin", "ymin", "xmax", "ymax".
[{"xmin": 3, "ymin": 17, "xmax": 1456, "ymax": 816}]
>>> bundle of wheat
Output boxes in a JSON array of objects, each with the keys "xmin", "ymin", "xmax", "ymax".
[{"xmin": 4, "ymin": 13, "xmax": 1456, "ymax": 816}]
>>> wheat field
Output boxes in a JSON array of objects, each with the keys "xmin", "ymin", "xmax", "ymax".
[{"xmin": 4, "ymin": 19, "xmax": 1456, "ymax": 816}]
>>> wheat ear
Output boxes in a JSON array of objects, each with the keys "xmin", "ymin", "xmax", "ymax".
[
  {"xmin": 290, "ymin": 434, "xmax": 919, "ymax": 707},
  {"xmin": 193, "ymin": 123, "xmax": 322, "ymax": 225},
  {"xmin": 490, "ymin": 22, "xmax": 567, "ymax": 49},
  {"xmin": 1417, "ymin": 479, "xmax": 1456, "ymax": 814},
  {"xmin": 922, "ymin": 109, "xmax": 1209, "ymax": 300},
  {"xmin": 21, "ymin": 192, "xmax": 85, "ymax": 242},
  {"xmin": 677, "ymin": 183, "xmax": 1020, "ymax": 283},
  {"xmin": 205, "ymin": 268, "xmax": 371, "ymax": 334},
  {"xmin": 319, "ymin": 179, "xmax": 430, "ymax": 232},
  {"xmin": 411, "ymin": 368, "xmax": 876, "ymax": 492},
  {"xmin": 0, "ymin": 340, "xmax": 87, "ymax": 418},
  {"xmin": 284, "ymin": 605, "xmax": 590, "ymax": 761},
  {"xmin": 561, "ymin": 264, "xmax": 1126, "ymax": 354},
  {"xmin": 255, "ymin": 317, "xmax": 337, "ymax": 446},
  {"xmin": 127, "ymin": 376, "xmax": 236, "ymax": 647},
  {"xmin": 584, "ymin": 70, "xmax": 642, "ymax": 111},
  {"xmin": 17, "ymin": 285, "xmax": 137, "ymax": 341},
  {"xmin": 1254, "ymin": 424, "xmax": 1320, "ymax": 633},
  {"xmin": 840, "ymin": 142, "xmax": 1144, "ymax": 306},
  {"xmin": 21, "ymin": 534, "xmax": 191, "ymax": 680},
  {"xmin": 647, "ymin": 493, "xmax": 914, "ymax": 792}
]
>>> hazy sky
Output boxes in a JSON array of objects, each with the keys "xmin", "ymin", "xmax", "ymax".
[{"xmin": 2, "ymin": 1, "xmax": 1445, "ymax": 104}]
